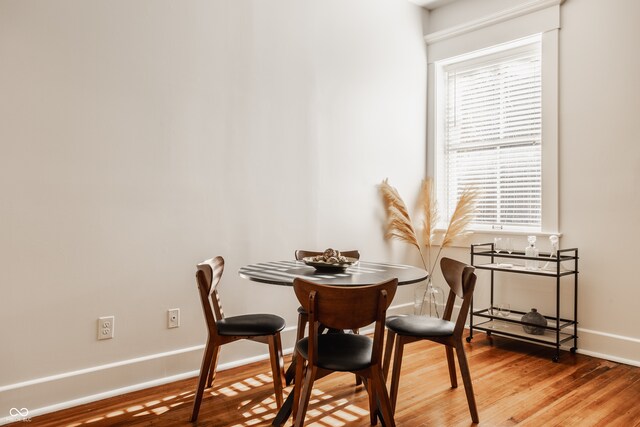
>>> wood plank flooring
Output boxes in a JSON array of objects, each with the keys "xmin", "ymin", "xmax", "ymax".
[{"xmin": 17, "ymin": 334, "xmax": 640, "ymax": 426}]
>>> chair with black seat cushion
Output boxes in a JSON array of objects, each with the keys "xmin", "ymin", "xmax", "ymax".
[
  {"xmin": 290, "ymin": 250, "xmax": 361, "ymax": 386},
  {"xmin": 292, "ymin": 277, "xmax": 397, "ymax": 427},
  {"xmin": 190, "ymin": 256, "xmax": 286, "ymax": 422},
  {"xmin": 382, "ymin": 257, "xmax": 479, "ymax": 423},
  {"xmin": 293, "ymin": 249, "xmax": 360, "ymax": 344}
]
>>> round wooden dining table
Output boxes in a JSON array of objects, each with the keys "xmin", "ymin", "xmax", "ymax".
[
  {"xmin": 239, "ymin": 259, "xmax": 428, "ymax": 287},
  {"xmin": 238, "ymin": 259, "xmax": 428, "ymax": 426}
]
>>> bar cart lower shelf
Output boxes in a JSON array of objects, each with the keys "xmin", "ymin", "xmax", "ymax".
[{"xmin": 468, "ymin": 243, "xmax": 579, "ymax": 362}]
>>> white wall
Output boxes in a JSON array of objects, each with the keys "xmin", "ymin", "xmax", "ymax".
[
  {"xmin": 559, "ymin": 0, "xmax": 640, "ymax": 361},
  {"xmin": 425, "ymin": 0, "xmax": 640, "ymax": 365},
  {"xmin": 0, "ymin": 0, "xmax": 427, "ymax": 416}
]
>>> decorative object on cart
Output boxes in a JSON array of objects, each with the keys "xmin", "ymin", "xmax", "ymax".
[
  {"xmin": 380, "ymin": 178, "xmax": 477, "ymax": 318},
  {"xmin": 543, "ymin": 235, "xmax": 564, "ymax": 272},
  {"xmin": 524, "ymin": 235, "xmax": 539, "ymax": 270},
  {"xmin": 493, "ymin": 237, "xmax": 503, "ymax": 254},
  {"xmin": 505, "ymin": 237, "xmax": 514, "ymax": 254},
  {"xmin": 498, "ymin": 303, "xmax": 511, "ymax": 329},
  {"xmin": 521, "ymin": 308, "xmax": 548, "ymax": 335}
]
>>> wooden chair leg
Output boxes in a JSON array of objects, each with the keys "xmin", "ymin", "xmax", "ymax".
[
  {"xmin": 445, "ymin": 345, "xmax": 457, "ymax": 388},
  {"xmin": 383, "ymin": 330, "xmax": 396, "ymax": 381},
  {"xmin": 294, "ymin": 364, "xmax": 318, "ymax": 427},
  {"xmin": 206, "ymin": 344, "xmax": 221, "ymax": 388},
  {"xmin": 366, "ymin": 376, "xmax": 377, "ymax": 425},
  {"xmin": 371, "ymin": 365, "xmax": 396, "ymax": 427},
  {"xmin": 353, "ymin": 328, "xmax": 362, "ymax": 386},
  {"xmin": 292, "ymin": 352, "xmax": 305, "ymax": 421},
  {"xmin": 274, "ymin": 332, "xmax": 286, "ymax": 388},
  {"xmin": 455, "ymin": 342, "xmax": 479, "ymax": 423},
  {"xmin": 268, "ymin": 335, "xmax": 284, "ymax": 408},
  {"xmin": 191, "ymin": 339, "xmax": 216, "ymax": 422},
  {"xmin": 389, "ymin": 336, "xmax": 405, "ymax": 414},
  {"xmin": 287, "ymin": 311, "xmax": 308, "ymax": 386}
]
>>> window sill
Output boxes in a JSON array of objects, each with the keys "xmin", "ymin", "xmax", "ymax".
[{"xmin": 431, "ymin": 229, "xmax": 563, "ymax": 250}]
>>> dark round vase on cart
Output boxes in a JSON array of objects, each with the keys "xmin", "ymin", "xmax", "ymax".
[{"xmin": 521, "ymin": 308, "xmax": 547, "ymax": 335}]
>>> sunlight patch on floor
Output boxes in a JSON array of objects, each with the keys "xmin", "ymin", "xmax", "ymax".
[
  {"xmin": 64, "ymin": 370, "xmax": 372, "ymax": 427},
  {"xmin": 151, "ymin": 406, "xmax": 169, "ymax": 415},
  {"xmin": 218, "ymin": 386, "xmax": 239, "ymax": 396},
  {"xmin": 256, "ymin": 373, "xmax": 272, "ymax": 383},
  {"xmin": 244, "ymin": 377, "xmax": 264, "ymax": 387},
  {"xmin": 232, "ymin": 381, "xmax": 251, "ymax": 392}
]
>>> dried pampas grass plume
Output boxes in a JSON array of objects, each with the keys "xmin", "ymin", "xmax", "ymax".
[
  {"xmin": 421, "ymin": 178, "xmax": 438, "ymax": 250},
  {"xmin": 441, "ymin": 187, "xmax": 478, "ymax": 248},
  {"xmin": 379, "ymin": 179, "xmax": 421, "ymax": 252},
  {"xmin": 380, "ymin": 178, "xmax": 478, "ymax": 276}
]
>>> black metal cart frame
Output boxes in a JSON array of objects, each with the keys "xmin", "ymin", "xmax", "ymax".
[{"xmin": 468, "ymin": 243, "xmax": 579, "ymax": 362}]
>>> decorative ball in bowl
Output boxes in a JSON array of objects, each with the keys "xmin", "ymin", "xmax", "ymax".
[{"xmin": 303, "ymin": 248, "xmax": 358, "ymax": 271}]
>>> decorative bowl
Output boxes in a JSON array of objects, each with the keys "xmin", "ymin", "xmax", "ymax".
[{"xmin": 302, "ymin": 257, "xmax": 359, "ymax": 272}]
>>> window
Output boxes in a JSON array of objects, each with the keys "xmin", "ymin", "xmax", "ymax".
[{"xmin": 435, "ymin": 35, "xmax": 547, "ymax": 232}]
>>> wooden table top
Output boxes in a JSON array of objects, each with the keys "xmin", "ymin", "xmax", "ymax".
[{"xmin": 238, "ymin": 260, "xmax": 428, "ymax": 287}]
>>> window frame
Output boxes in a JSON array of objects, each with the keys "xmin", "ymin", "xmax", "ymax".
[
  {"xmin": 428, "ymin": 30, "xmax": 559, "ymax": 236},
  {"xmin": 434, "ymin": 34, "xmax": 545, "ymax": 233}
]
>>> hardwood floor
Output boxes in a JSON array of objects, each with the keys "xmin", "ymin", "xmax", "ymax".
[{"xmin": 19, "ymin": 334, "xmax": 640, "ymax": 426}]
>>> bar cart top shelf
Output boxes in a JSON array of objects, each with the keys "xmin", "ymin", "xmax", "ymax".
[{"xmin": 471, "ymin": 244, "xmax": 579, "ymax": 276}]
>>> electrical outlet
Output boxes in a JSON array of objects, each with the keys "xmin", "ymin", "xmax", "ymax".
[
  {"xmin": 98, "ymin": 316, "xmax": 114, "ymax": 340},
  {"xmin": 168, "ymin": 308, "xmax": 180, "ymax": 329}
]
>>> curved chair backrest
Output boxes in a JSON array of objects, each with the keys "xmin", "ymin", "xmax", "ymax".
[
  {"xmin": 295, "ymin": 250, "xmax": 360, "ymax": 260},
  {"xmin": 196, "ymin": 256, "xmax": 226, "ymax": 328},
  {"xmin": 294, "ymin": 278, "xmax": 397, "ymax": 366},
  {"xmin": 440, "ymin": 257, "xmax": 477, "ymax": 335},
  {"xmin": 294, "ymin": 279, "xmax": 396, "ymax": 330}
]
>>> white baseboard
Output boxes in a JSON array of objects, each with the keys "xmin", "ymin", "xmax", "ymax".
[
  {"xmin": 573, "ymin": 328, "xmax": 640, "ymax": 367},
  {"xmin": 1, "ymin": 303, "xmax": 637, "ymax": 425},
  {"xmin": 0, "ymin": 325, "xmax": 297, "ymax": 426},
  {"xmin": 464, "ymin": 321, "xmax": 640, "ymax": 367}
]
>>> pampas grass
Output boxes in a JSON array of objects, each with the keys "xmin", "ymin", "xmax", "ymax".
[
  {"xmin": 379, "ymin": 178, "xmax": 477, "ymax": 275},
  {"xmin": 380, "ymin": 179, "xmax": 425, "ymax": 268},
  {"xmin": 421, "ymin": 178, "xmax": 438, "ymax": 264},
  {"xmin": 427, "ymin": 186, "xmax": 478, "ymax": 275}
]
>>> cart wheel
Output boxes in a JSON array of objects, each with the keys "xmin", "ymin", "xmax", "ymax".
[
  {"xmin": 570, "ymin": 347, "xmax": 577, "ymax": 354},
  {"xmin": 552, "ymin": 355, "xmax": 559, "ymax": 363},
  {"xmin": 466, "ymin": 336, "xmax": 472, "ymax": 343}
]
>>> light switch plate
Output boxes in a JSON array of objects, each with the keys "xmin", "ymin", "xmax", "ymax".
[{"xmin": 168, "ymin": 309, "xmax": 180, "ymax": 328}]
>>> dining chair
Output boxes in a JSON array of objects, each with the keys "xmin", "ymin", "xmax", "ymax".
[
  {"xmin": 382, "ymin": 257, "xmax": 479, "ymax": 423},
  {"xmin": 190, "ymin": 256, "xmax": 286, "ymax": 422},
  {"xmin": 290, "ymin": 250, "xmax": 361, "ymax": 386},
  {"xmin": 292, "ymin": 278, "xmax": 398, "ymax": 427},
  {"xmin": 293, "ymin": 250, "xmax": 360, "ymax": 342}
]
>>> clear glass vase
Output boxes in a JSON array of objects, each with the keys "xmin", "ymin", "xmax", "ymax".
[{"xmin": 414, "ymin": 279, "xmax": 445, "ymax": 318}]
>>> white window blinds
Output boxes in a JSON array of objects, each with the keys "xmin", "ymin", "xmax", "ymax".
[{"xmin": 442, "ymin": 41, "xmax": 542, "ymax": 230}]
